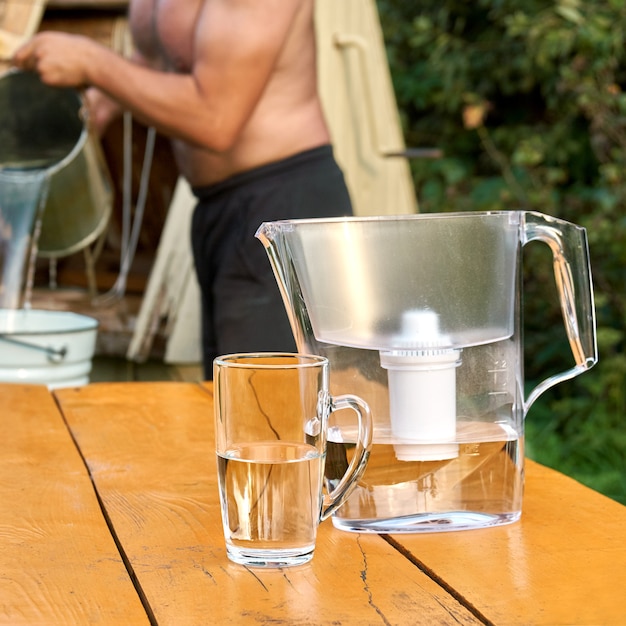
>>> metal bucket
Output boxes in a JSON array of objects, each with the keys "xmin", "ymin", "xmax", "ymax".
[
  {"xmin": 0, "ymin": 69, "xmax": 113, "ymax": 258},
  {"xmin": 0, "ymin": 308, "xmax": 98, "ymax": 388}
]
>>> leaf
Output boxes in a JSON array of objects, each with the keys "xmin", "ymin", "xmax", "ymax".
[{"xmin": 555, "ymin": 5, "xmax": 584, "ymax": 25}]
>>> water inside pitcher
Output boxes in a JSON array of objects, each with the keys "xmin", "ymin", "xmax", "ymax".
[{"xmin": 256, "ymin": 211, "xmax": 597, "ymax": 533}]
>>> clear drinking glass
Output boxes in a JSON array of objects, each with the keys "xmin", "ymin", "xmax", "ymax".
[{"xmin": 214, "ymin": 353, "xmax": 372, "ymax": 567}]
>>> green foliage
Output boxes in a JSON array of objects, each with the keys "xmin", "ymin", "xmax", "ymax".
[{"xmin": 377, "ymin": 0, "xmax": 626, "ymax": 503}]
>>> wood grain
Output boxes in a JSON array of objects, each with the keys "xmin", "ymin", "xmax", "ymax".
[
  {"xmin": 55, "ymin": 382, "xmax": 482, "ymax": 625},
  {"xmin": 0, "ymin": 384, "xmax": 149, "ymax": 625},
  {"xmin": 389, "ymin": 459, "xmax": 626, "ymax": 625},
  {"xmin": 0, "ymin": 0, "xmax": 44, "ymax": 67}
]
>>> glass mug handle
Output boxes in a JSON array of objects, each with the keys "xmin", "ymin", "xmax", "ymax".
[
  {"xmin": 522, "ymin": 211, "xmax": 598, "ymax": 411},
  {"xmin": 320, "ymin": 394, "xmax": 373, "ymax": 521}
]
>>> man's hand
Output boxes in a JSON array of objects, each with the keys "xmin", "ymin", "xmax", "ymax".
[
  {"xmin": 12, "ymin": 32, "xmax": 99, "ymax": 87},
  {"xmin": 85, "ymin": 87, "xmax": 123, "ymax": 137}
]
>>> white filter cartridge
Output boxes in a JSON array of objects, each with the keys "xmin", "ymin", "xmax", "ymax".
[{"xmin": 380, "ymin": 310, "xmax": 461, "ymax": 461}]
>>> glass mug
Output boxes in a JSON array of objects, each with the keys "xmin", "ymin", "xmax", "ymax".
[{"xmin": 214, "ymin": 353, "xmax": 372, "ymax": 567}]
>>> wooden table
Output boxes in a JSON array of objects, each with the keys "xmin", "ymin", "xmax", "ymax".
[{"xmin": 2, "ymin": 381, "xmax": 625, "ymax": 625}]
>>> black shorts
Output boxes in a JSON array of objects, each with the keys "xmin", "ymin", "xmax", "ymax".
[{"xmin": 191, "ymin": 144, "xmax": 352, "ymax": 378}]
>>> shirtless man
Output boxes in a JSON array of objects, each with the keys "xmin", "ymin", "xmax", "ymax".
[{"xmin": 13, "ymin": 0, "xmax": 353, "ymax": 377}]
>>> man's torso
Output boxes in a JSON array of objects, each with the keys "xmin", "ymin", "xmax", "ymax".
[{"xmin": 128, "ymin": 0, "xmax": 330, "ymax": 186}]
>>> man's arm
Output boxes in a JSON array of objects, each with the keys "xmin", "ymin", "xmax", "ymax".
[{"xmin": 12, "ymin": 0, "xmax": 303, "ymax": 152}]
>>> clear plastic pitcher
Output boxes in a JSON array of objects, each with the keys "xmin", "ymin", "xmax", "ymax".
[{"xmin": 256, "ymin": 211, "xmax": 597, "ymax": 533}]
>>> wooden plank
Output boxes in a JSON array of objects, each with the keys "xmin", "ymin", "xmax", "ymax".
[
  {"xmin": 390, "ymin": 459, "xmax": 626, "ymax": 626},
  {"xmin": 0, "ymin": 0, "xmax": 45, "ymax": 64},
  {"xmin": 55, "ymin": 382, "xmax": 482, "ymax": 625},
  {"xmin": 0, "ymin": 0, "xmax": 45, "ymax": 39},
  {"xmin": 126, "ymin": 177, "xmax": 202, "ymax": 365},
  {"xmin": 0, "ymin": 384, "xmax": 150, "ymax": 625}
]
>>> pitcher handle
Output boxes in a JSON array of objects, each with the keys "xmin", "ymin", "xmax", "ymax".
[
  {"xmin": 321, "ymin": 394, "xmax": 372, "ymax": 521},
  {"xmin": 522, "ymin": 211, "xmax": 598, "ymax": 411}
]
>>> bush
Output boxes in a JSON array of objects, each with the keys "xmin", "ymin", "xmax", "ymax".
[{"xmin": 377, "ymin": 0, "xmax": 626, "ymax": 503}]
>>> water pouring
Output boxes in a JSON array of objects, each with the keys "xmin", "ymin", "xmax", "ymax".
[
  {"xmin": 256, "ymin": 211, "xmax": 598, "ymax": 533},
  {"xmin": 0, "ymin": 168, "xmax": 48, "ymax": 309}
]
